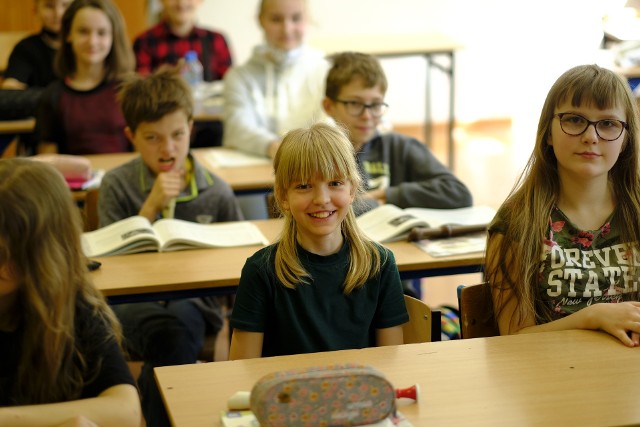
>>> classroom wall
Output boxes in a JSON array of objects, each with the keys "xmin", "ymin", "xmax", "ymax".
[
  {"xmin": 197, "ymin": 0, "xmax": 619, "ymax": 148},
  {"xmin": 0, "ymin": 1, "xmax": 148, "ymax": 43}
]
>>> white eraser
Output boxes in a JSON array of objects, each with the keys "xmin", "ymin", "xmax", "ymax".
[{"xmin": 227, "ymin": 391, "xmax": 251, "ymax": 410}]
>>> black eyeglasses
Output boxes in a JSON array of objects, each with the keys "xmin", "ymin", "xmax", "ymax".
[
  {"xmin": 555, "ymin": 113, "xmax": 628, "ymax": 141},
  {"xmin": 333, "ymin": 99, "xmax": 389, "ymax": 117}
]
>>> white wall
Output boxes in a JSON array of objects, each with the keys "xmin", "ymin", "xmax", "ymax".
[{"xmin": 197, "ymin": 0, "xmax": 616, "ymax": 139}]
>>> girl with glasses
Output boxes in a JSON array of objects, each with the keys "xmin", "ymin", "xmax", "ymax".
[{"xmin": 485, "ymin": 64, "xmax": 640, "ymax": 346}]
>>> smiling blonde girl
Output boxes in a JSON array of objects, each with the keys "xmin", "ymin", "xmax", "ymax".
[{"xmin": 229, "ymin": 123, "xmax": 408, "ymax": 359}]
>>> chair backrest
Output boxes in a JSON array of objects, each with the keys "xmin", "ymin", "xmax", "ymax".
[
  {"xmin": 457, "ymin": 283, "xmax": 500, "ymax": 339},
  {"xmin": 83, "ymin": 188, "xmax": 100, "ymax": 232},
  {"xmin": 402, "ymin": 294, "xmax": 432, "ymax": 343}
]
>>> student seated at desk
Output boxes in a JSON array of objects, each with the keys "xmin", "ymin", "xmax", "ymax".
[
  {"xmin": 133, "ymin": 0, "xmax": 233, "ymax": 148},
  {"xmin": 35, "ymin": 0, "xmax": 134, "ymax": 156},
  {"xmin": 322, "ymin": 52, "xmax": 472, "ymax": 213},
  {"xmin": 229, "ymin": 123, "xmax": 408, "ymax": 360},
  {"xmin": 485, "ymin": 64, "xmax": 640, "ymax": 347},
  {"xmin": 2, "ymin": 0, "xmax": 71, "ymax": 90},
  {"xmin": 1, "ymin": 0, "xmax": 72, "ymax": 156},
  {"xmin": 133, "ymin": 0, "xmax": 232, "ymax": 81},
  {"xmin": 222, "ymin": 0, "xmax": 328, "ymax": 159},
  {"xmin": 0, "ymin": 158, "xmax": 140, "ymax": 427},
  {"xmin": 98, "ymin": 68, "xmax": 243, "ymax": 427}
]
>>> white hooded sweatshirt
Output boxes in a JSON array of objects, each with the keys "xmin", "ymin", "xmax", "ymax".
[{"xmin": 222, "ymin": 44, "xmax": 329, "ymax": 156}]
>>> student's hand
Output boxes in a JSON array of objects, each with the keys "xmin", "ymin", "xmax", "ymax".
[
  {"xmin": 267, "ymin": 140, "xmax": 281, "ymax": 159},
  {"xmin": 55, "ymin": 416, "xmax": 98, "ymax": 427},
  {"xmin": 140, "ymin": 170, "xmax": 184, "ymax": 221},
  {"xmin": 590, "ymin": 301, "xmax": 640, "ymax": 347},
  {"xmin": 150, "ymin": 170, "xmax": 184, "ymax": 207}
]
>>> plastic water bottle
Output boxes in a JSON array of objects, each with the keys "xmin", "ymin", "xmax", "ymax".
[{"xmin": 182, "ymin": 50, "xmax": 204, "ymax": 107}]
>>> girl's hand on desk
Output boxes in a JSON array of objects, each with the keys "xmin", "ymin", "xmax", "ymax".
[{"xmin": 589, "ymin": 302, "xmax": 640, "ymax": 347}]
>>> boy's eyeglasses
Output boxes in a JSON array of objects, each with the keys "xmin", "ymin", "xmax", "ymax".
[
  {"xmin": 555, "ymin": 113, "xmax": 628, "ymax": 141},
  {"xmin": 333, "ymin": 99, "xmax": 389, "ymax": 117}
]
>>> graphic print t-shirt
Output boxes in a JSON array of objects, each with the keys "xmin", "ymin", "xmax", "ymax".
[{"xmin": 538, "ymin": 207, "xmax": 639, "ymax": 318}]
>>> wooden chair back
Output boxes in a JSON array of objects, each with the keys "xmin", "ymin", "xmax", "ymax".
[
  {"xmin": 457, "ymin": 283, "xmax": 500, "ymax": 339},
  {"xmin": 1, "ymin": 137, "xmax": 18, "ymax": 158},
  {"xmin": 83, "ymin": 188, "xmax": 100, "ymax": 232},
  {"xmin": 402, "ymin": 294, "xmax": 432, "ymax": 343}
]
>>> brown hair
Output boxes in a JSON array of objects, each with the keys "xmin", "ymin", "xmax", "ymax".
[
  {"xmin": 272, "ymin": 122, "xmax": 383, "ymax": 294},
  {"xmin": 118, "ymin": 67, "xmax": 194, "ymax": 132},
  {"xmin": 56, "ymin": 0, "xmax": 134, "ymax": 81},
  {"xmin": 0, "ymin": 158, "xmax": 122, "ymax": 404},
  {"xmin": 325, "ymin": 52, "xmax": 388, "ymax": 100}
]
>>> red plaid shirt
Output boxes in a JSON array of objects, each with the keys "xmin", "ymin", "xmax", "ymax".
[{"xmin": 133, "ymin": 21, "xmax": 232, "ymax": 81}]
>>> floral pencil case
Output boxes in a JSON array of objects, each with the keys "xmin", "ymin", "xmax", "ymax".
[{"xmin": 250, "ymin": 363, "xmax": 396, "ymax": 427}]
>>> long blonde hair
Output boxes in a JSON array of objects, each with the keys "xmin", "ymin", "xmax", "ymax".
[
  {"xmin": 0, "ymin": 158, "xmax": 122, "ymax": 404},
  {"xmin": 485, "ymin": 64, "xmax": 640, "ymax": 325},
  {"xmin": 272, "ymin": 123, "xmax": 382, "ymax": 294}
]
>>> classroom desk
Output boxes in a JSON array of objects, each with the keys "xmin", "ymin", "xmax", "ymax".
[
  {"xmin": 91, "ymin": 218, "xmax": 482, "ymax": 304},
  {"xmin": 309, "ymin": 33, "xmax": 461, "ymax": 169},
  {"xmin": 155, "ymin": 329, "xmax": 640, "ymax": 427},
  {"xmin": 74, "ymin": 147, "xmax": 274, "ymax": 201},
  {"xmin": 0, "ymin": 117, "xmax": 35, "ymax": 134},
  {"xmin": 0, "ymin": 112, "xmax": 219, "ymax": 138},
  {"xmin": 617, "ymin": 65, "xmax": 640, "ymax": 78}
]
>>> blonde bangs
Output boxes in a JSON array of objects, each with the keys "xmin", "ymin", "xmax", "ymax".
[
  {"xmin": 272, "ymin": 123, "xmax": 380, "ymax": 292},
  {"xmin": 274, "ymin": 123, "xmax": 362, "ymax": 201}
]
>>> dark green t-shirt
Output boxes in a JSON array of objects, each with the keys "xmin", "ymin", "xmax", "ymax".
[
  {"xmin": 539, "ymin": 207, "xmax": 639, "ymax": 318},
  {"xmin": 230, "ymin": 242, "xmax": 409, "ymax": 357}
]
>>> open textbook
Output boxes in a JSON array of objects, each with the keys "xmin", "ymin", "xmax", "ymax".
[
  {"xmin": 414, "ymin": 232, "xmax": 487, "ymax": 257},
  {"xmin": 82, "ymin": 216, "xmax": 269, "ymax": 257},
  {"xmin": 356, "ymin": 204, "xmax": 497, "ymax": 243}
]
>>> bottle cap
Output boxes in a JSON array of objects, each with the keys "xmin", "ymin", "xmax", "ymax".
[{"xmin": 185, "ymin": 50, "xmax": 198, "ymax": 61}]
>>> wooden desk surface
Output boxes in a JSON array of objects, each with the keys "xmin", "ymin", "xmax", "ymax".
[
  {"xmin": 0, "ymin": 117, "xmax": 35, "ymax": 134},
  {"xmin": 91, "ymin": 218, "xmax": 482, "ymax": 299},
  {"xmin": 308, "ymin": 33, "xmax": 462, "ymax": 57},
  {"xmin": 155, "ymin": 329, "xmax": 640, "ymax": 427},
  {"xmin": 0, "ymin": 112, "xmax": 220, "ymax": 137},
  {"xmin": 615, "ymin": 66, "xmax": 640, "ymax": 79}
]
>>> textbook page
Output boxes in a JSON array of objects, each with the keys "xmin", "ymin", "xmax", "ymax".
[
  {"xmin": 404, "ymin": 205, "xmax": 497, "ymax": 228},
  {"xmin": 357, "ymin": 204, "xmax": 429, "ymax": 243},
  {"xmin": 82, "ymin": 216, "xmax": 159, "ymax": 257},
  {"xmin": 415, "ymin": 232, "xmax": 487, "ymax": 257},
  {"xmin": 152, "ymin": 219, "xmax": 270, "ymax": 251},
  {"xmin": 356, "ymin": 204, "xmax": 497, "ymax": 243}
]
